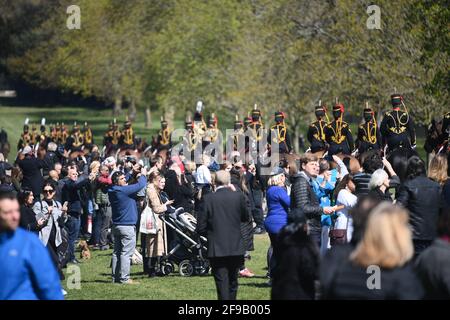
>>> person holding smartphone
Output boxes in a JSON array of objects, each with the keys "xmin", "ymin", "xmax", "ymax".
[{"xmin": 33, "ymin": 180, "xmax": 68, "ymax": 280}]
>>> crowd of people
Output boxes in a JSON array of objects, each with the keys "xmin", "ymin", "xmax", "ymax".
[{"xmin": 0, "ymin": 93, "xmax": 449, "ymax": 300}]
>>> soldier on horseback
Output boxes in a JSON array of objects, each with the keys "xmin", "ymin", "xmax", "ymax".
[
  {"xmin": 38, "ymin": 118, "xmax": 50, "ymax": 148},
  {"xmin": 356, "ymin": 103, "xmax": 382, "ymax": 155},
  {"xmin": 83, "ymin": 122, "xmax": 94, "ymax": 150},
  {"xmin": 120, "ymin": 118, "xmax": 135, "ymax": 150},
  {"xmin": 65, "ymin": 122, "xmax": 84, "ymax": 152},
  {"xmin": 380, "ymin": 93, "xmax": 416, "ymax": 154},
  {"xmin": 268, "ymin": 111, "xmax": 293, "ymax": 154},
  {"xmin": 156, "ymin": 116, "xmax": 172, "ymax": 151},
  {"xmin": 18, "ymin": 119, "xmax": 32, "ymax": 151},
  {"xmin": 49, "ymin": 123, "xmax": 58, "ymax": 143},
  {"xmin": 182, "ymin": 115, "xmax": 200, "ymax": 160},
  {"xmin": 203, "ymin": 113, "xmax": 220, "ymax": 147},
  {"xmin": 248, "ymin": 105, "xmax": 264, "ymax": 145},
  {"xmin": 325, "ymin": 101, "xmax": 354, "ymax": 156},
  {"xmin": 110, "ymin": 119, "xmax": 121, "ymax": 152},
  {"xmin": 30, "ymin": 124, "xmax": 38, "ymax": 148},
  {"xmin": 59, "ymin": 122, "xmax": 69, "ymax": 145},
  {"xmin": 227, "ymin": 115, "xmax": 246, "ymax": 156},
  {"xmin": 307, "ymin": 103, "xmax": 329, "ymax": 154},
  {"xmin": 193, "ymin": 101, "xmax": 207, "ymax": 146}
]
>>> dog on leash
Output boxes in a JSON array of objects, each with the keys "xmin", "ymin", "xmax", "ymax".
[{"xmin": 78, "ymin": 240, "xmax": 91, "ymax": 260}]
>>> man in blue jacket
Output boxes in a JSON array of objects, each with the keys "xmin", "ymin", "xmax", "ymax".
[
  {"xmin": 108, "ymin": 166, "xmax": 147, "ymax": 284},
  {"xmin": 0, "ymin": 190, "xmax": 63, "ymax": 300}
]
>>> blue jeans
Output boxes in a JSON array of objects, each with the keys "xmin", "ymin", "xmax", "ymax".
[{"xmin": 66, "ymin": 215, "xmax": 81, "ymax": 261}]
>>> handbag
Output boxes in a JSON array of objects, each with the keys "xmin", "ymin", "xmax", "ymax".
[
  {"xmin": 329, "ymin": 212, "xmax": 349, "ymax": 246},
  {"xmin": 139, "ymin": 205, "xmax": 158, "ymax": 235}
]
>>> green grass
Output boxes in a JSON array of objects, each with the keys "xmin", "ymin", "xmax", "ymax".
[{"xmin": 62, "ymin": 234, "xmax": 270, "ymax": 300}]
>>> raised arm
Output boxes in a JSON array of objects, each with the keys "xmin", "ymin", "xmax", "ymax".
[{"xmin": 120, "ymin": 175, "xmax": 147, "ymax": 196}]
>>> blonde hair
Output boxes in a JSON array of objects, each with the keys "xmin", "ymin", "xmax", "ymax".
[
  {"xmin": 428, "ymin": 154, "xmax": 448, "ymax": 186},
  {"xmin": 90, "ymin": 160, "xmax": 101, "ymax": 174},
  {"xmin": 268, "ymin": 173, "xmax": 284, "ymax": 187},
  {"xmin": 350, "ymin": 202, "xmax": 413, "ymax": 269}
]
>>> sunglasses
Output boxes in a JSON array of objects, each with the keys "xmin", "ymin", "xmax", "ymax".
[{"xmin": 43, "ymin": 189, "xmax": 55, "ymax": 194}]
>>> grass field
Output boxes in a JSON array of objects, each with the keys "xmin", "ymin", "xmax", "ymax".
[{"xmin": 62, "ymin": 234, "xmax": 271, "ymax": 300}]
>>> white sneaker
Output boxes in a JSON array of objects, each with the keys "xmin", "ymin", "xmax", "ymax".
[{"xmin": 62, "ymin": 289, "xmax": 67, "ymax": 296}]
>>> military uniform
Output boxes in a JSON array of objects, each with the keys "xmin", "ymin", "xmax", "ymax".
[
  {"xmin": 325, "ymin": 103, "xmax": 354, "ymax": 156},
  {"xmin": 268, "ymin": 111, "xmax": 292, "ymax": 154},
  {"xmin": 227, "ymin": 116, "xmax": 245, "ymax": 154},
  {"xmin": 356, "ymin": 106, "xmax": 382, "ymax": 154},
  {"xmin": 121, "ymin": 120, "xmax": 135, "ymax": 149},
  {"xmin": 39, "ymin": 125, "xmax": 49, "ymax": 147},
  {"xmin": 30, "ymin": 125, "xmax": 38, "ymax": 147},
  {"xmin": 17, "ymin": 125, "xmax": 32, "ymax": 151},
  {"xmin": 247, "ymin": 107, "xmax": 265, "ymax": 154},
  {"xmin": 82, "ymin": 122, "xmax": 94, "ymax": 149},
  {"xmin": 182, "ymin": 119, "xmax": 199, "ymax": 159},
  {"xmin": 157, "ymin": 118, "xmax": 171, "ymax": 150},
  {"xmin": 65, "ymin": 123, "xmax": 84, "ymax": 152},
  {"xmin": 204, "ymin": 114, "xmax": 220, "ymax": 146},
  {"xmin": 243, "ymin": 116, "xmax": 253, "ymax": 154},
  {"xmin": 49, "ymin": 125, "xmax": 58, "ymax": 143},
  {"xmin": 59, "ymin": 123, "xmax": 69, "ymax": 145},
  {"xmin": 110, "ymin": 121, "xmax": 122, "ymax": 150},
  {"xmin": 193, "ymin": 107, "xmax": 206, "ymax": 148},
  {"xmin": 380, "ymin": 94, "xmax": 416, "ymax": 153},
  {"xmin": 307, "ymin": 105, "xmax": 328, "ymax": 153}
]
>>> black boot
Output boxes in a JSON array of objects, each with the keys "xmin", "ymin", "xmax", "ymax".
[{"xmin": 148, "ymin": 257, "xmax": 157, "ymax": 277}]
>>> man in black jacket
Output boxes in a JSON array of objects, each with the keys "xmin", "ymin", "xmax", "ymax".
[
  {"xmin": 62, "ymin": 168, "xmax": 90, "ymax": 264},
  {"xmin": 15, "ymin": 146, "xmax": 44, "ymax": 198},
  {"xmin": 197, "ymin": 170, "xmax": 249, "ymax": 300},
  {"xmin": 290, "ymin": 154, "xmax": 334, "ymax": 248}
]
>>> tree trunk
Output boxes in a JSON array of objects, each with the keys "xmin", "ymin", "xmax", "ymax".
[
  {"xmin": 293, "ymin": 122, "xmax": 300, "ymax": 154},
  {"xmin": 128, "ymin": 98, "xmax": 137, "ymax": 122},
  {"xmin": 145, "ymin": 107, "xmax": 152, "ymax": 129},
  {"xmin": 165, "ymin": 106, "xmax": 175, "ymax": 129},
  {"xmin": 113, "ymin": 96, "xmax": 122, "ymax": 116}
]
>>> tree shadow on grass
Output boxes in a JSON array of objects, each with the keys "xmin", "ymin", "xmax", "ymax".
[
  {"xmin": 81, "ymin": 279, "xmax": 113, "ymax": 284},
  {"xmin": 239, "ymin": 282, "xmax": 271, "ymax": 288}
]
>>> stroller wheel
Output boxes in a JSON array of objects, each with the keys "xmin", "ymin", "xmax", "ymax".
[
  {"xmin": 161, "ymin": 261, "xmax": 175, "ymax": 275},
  {"xmin": 179, "ymin": 260, "xmax": 194, "ymax": 277}
]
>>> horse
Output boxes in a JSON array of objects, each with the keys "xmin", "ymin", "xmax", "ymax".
[
  {"xmin": 0, "ymin": 141, "xmax": 10, "ymax": 160},
  {"xmin": 424, "ymin": 116, "xmax": 449, "ymax": 175},
  {"xmin": 386, "ymin": 147, "xmax": 419, "ymax": 182}
]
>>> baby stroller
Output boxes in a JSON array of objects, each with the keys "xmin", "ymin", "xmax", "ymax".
[{"xmin": 158, "ymin": 208, "xmax": 209, "ymax": 277}]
